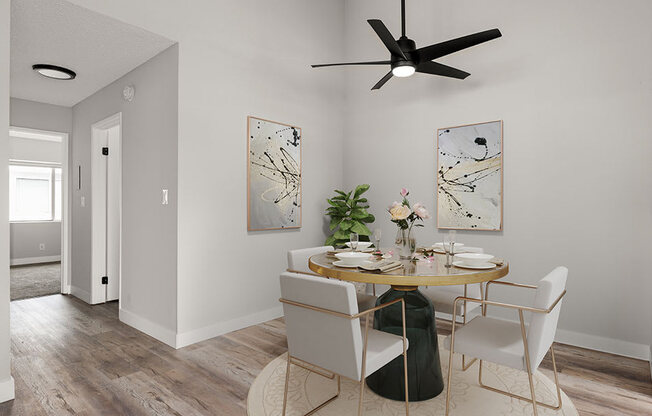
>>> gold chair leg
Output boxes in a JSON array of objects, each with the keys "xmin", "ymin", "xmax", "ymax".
[
  {"xmin": 282, "ymin": 354, "xmax": 291, "ymax": 416},
  {"xmin": 402, "ymin": 299, "xmax": 409, "ymax": 416},
  {"xmin": 358, "ymin": 379, "xmax": 365, "ymax": 416},
  {"xmin": 283, "ymin": 355, "xmax": 342, "ymax": 416},
  {"xmin": 445, "ymin": 308, "xmax": 458, "ymax": 416}
]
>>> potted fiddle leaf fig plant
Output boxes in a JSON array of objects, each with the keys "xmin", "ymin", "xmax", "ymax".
[{"xmin": 325, "ymin": 184, "xmax": 375, "ymax": 247}]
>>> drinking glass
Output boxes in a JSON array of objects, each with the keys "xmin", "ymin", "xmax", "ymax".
[
  {"xmin": 444, "ymin": 230, "xmax": 457, "ymax": 267},
  {"xmin": 349, "ymin": 233, "xmax": 359, "ymax": 251},
  {"xmin": 372, "ymin": 228, "xmax": 382, "ymax": 253}
]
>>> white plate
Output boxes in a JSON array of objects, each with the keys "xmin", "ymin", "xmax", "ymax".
[
  {"xmin": 333, "ymin": 260, "xmax": 362, "ymax": 268},
  {"xmin": 452, "ymin": 261, "xmax": 496, "ymax": 270}
]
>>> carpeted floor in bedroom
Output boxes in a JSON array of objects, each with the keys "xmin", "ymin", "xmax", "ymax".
[{"xmin": 10, "ymin": 262, "xmax": 61, "ymax": 301}]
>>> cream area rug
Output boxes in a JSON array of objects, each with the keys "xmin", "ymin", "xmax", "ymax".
[{"xmin": 247, "ymin": 335, "xmax": 578, "ymax": 415}]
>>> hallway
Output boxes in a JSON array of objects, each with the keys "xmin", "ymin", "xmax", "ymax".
[{"xmin": 1, "ymin": 295, "xmax": 286, "ymax": 415}]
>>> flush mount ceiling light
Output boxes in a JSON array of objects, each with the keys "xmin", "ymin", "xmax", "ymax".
[
  {"xmin": 32, "ymin": 64, "xmax": 76, "ymax": 80},
  {"xmin": 312, "ymin": 0, "xmax": 502, "ymax": 90}
]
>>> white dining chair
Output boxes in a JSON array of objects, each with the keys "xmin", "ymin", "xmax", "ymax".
[
  {"xmin": 421, "ymin": 246, "xmax": 484, "ymax": 370},
  {"xmin": 444, "ymin": 267, "xmax": 568, "ymax": 416},
  {"xmin": 287, "ymin": 246, "xmax": 377, "ymax": 311},
  {"xmin": 279, "ymin": 272, "xmax": 409, "ymax": 416}
]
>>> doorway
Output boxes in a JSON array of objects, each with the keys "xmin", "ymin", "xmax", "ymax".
[
  {"xmin": 90, "ymin": 113, "xmax": 121, "ymax": 304},
  {"xmin": 8, "ymin": 127, "xmax": 70, "ymax": 301}
]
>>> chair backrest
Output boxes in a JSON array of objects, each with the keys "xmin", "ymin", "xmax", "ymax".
[
  {"xmin": 287, "ymin": 246, "xmax": 334, "ymax": 274},
  {"xmin": 279, "ymin": 272, "xmax": 363, "ymax": 381},
  {"xmin": 527, "ymin": 266, "xmax": 568, "ymax": 371}
]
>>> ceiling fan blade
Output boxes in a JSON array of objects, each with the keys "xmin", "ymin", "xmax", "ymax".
[
  {"xmin": 367, "ymin": 19, "xmax": 407, "ymax": 59},
  {"xmin": 311, "ymin": 60, "xmax": 391, "ymax": 68},
  {"xmin": 372, "ymin": 71, "xmax": 393, "ymax": 90},
  {"xmin": 416, "ymin": 28, "xmax": 502, "ymax": 62},
  {"xmin": 416, "ymin": 61, "xmax": 470, "ymax": 79}
]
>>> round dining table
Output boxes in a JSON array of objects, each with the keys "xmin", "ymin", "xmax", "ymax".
[{"xmin": 309, "ymin": 251, "xmax": 509, "ymax": 402}]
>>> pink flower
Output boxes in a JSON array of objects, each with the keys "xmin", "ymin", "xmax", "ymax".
[
  {"xmin": 400, "ymin": 188, "xmax": 409, "ymax": 197},
  {"xmin": 413, "ymin": 202, "xmax": 430, "ymax": 219}
]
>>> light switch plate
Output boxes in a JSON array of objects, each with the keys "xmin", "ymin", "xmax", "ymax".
[
  {"xmin": 162, "ymin": 189, "xmax": 169, "ymax": 205},
  {"xmin": 81, "ymin": 196, "xmax": 86, "ymax": 207}
]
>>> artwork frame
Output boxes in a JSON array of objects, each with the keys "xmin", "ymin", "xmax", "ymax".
[
  {"xmin": 436, "ymin": 120, "xmax": 503, "ymax": 231},
  {"xmin": 247, "ymin": 116, "xmax": 302, "ymax": 231}
]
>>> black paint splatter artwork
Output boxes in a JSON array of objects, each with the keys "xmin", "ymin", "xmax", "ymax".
[
  {"xmin": 437, "ymin": 122, "xmax": 502, "ymax": 230},
  {"xmin": 249, "ymin": 118, "xmax": 301, "ymax": 229}
]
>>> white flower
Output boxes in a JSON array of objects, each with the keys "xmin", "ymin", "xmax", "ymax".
[{"xmin": 390, "ymin": 205, "xmax": 411, "ymax": 221}]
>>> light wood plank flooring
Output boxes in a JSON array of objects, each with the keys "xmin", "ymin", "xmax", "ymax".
[{"xmin": 0, "ymin": 295, "xmax": 650, "ymax": 415}]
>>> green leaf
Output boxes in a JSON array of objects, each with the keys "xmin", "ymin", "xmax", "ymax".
[
  {"xmin": 350, "ymin": 222, "xmax": 371, "ymax": 236},
  {"xmin": 334, "ymin": 190, "xmax": 348, "ymax": 197},
  {"xmin": 334, "ymin": 229, "xmax": 350, "ymax": 240},
  {"xmin": 361, "ymin": 214, "xmax": 375, "ymax": 223},
  {"xmin": 350, "ymin": 208, "xmax": 368, "ymax": 219},
  {"xmin": 329, "ymin": 217, "xmax": 342, "ymax": 231},
  {"xmin": 331, "ymin": 195, "xmax": 346, "ymax": 201},
  {"xmin": 356, "ymin": 198, "xmax": 368, "ymax": 203},
  {"xmin": 325, "ymin": 235, "xmax": 337, "ymax": 247},
  {"xmin": 353, "ymin": 184, "xmax": 370, "ymax": 198},
  {"xmin": 339, "ymin": 219, "xmax": 353, "ymax": 231},
  {"xmin": 327, "ymin": 199, "xmax": 346, "ymax": 208}
]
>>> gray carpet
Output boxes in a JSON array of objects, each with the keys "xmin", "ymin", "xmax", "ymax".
[{"xmin": 10, "ymin": 262, "xmax": 61, "ymax": 301}]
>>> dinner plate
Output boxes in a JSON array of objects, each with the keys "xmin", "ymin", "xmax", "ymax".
[
  {"xmin": 333, "ymin": 260, "xmax": 362, "ymax": 268},
  {"xmin": 452, "ymin": 261, "xmax": 496, "ymax": 270}
]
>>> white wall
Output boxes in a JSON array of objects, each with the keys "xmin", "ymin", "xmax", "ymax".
[
  {"xmin": 342, "ymin": 0, "xmax": 652, "ymax": 359},
  {"xmin": 71, "ymin": 45, "xmax": 178, "ymax": 340},
  {"xmin": 0, "ymin": 0, "xmax": 15, "ymax": 403},
  {"xmin": 8, "ymin": 136, "xmax": 62, "ymax": 163},
  {"xmin": 65, "ymin": 0, "xmax": 347, "ymax": 347}
]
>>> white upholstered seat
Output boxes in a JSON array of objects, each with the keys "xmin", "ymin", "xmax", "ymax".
[
  {"xmin": 422, "ymin": 246, "xmax": 484, "ymax": 315},
  {"xmin": 444, "ymin": 266, "xmax": 568, "ymax": 416},
  {"xmin": 279, "ymin": 272, "xmax": 409, "ymax": 415},
  {"xmin": 287, "ymin": 246, "xmax": 378, "ymax": 311}
]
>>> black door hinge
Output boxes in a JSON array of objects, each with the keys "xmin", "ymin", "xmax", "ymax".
[
  {"xmin": 101, "ymin": 276, "xmax": 108, "ymax": 285},
  {"xmin": 102, "ymin": 147, "xmax": 109, "ymax": 156}
]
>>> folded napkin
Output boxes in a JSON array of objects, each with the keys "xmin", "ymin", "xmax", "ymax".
[{"xmin": 358, "ymin": 260, "xmax": 402, "ymax": 273}]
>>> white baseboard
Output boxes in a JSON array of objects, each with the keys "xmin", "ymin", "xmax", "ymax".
[
  {"xmin": 0, "ymin": 377, "xmax": 15, "ymax": 403},
  {"xmin": 70, "ymin": 285, "xmax": 92, "ymax": 304},
  {"xmin": 119, "ymin": 308, "xmax": 177, "ymax": 348},
  {"xmin": 10, "ymin": 255, "xmax": 61, "ymax": 266},
  {"xmin": 175, "ymin": 306, "xmax": 284, "ymax": 349},
  {"xmin": 555, "ymin": 327, "xmax": 651, "ymax": 361},
  {"xmin": 435, "ymin": 311, "xmax": 651, "ymax": 361}
]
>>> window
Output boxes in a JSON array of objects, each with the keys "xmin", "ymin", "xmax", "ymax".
[{"xmin": 9, "ymin": 165, "xmax": 62, "ymax": 222}]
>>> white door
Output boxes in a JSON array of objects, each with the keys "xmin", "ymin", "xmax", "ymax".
[{"xmin": 91, "ymin": 114, "xmax": 121, "ymax": 304}]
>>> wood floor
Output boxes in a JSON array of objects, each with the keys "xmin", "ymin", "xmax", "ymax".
[{"xmin": 0, "ymin": 295, "xmax": 650, "ymax": 416}]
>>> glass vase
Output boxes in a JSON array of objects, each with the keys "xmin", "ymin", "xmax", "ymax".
[{"xmin": 395, "ymin": 228, "xmax": 417, "ymax": 260}]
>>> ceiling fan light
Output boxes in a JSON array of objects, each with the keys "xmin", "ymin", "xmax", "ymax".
[
  {"xmin": 392, "ymin": 64, "xmax": 415, "ymax": 78},
  {"xmin": 32, "ymin": 64, "xmax": 76, "ymax": 80}
]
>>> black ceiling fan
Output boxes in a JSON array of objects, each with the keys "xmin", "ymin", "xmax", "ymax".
[{"xmin": 311, "ymin": 0, "xmax": 502, "ymax": 90}]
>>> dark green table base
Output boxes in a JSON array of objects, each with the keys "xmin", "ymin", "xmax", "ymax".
[{"xmin": 366, "ymin": 288, "xmax": 444, "ymax": 402}]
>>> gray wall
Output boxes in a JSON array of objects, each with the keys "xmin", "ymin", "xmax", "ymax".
[
  {"xmin": 8, "ymin": 99, "xmax": 70, "ymax": 265},
  {"xmin": 0, "ymin": 0, "xmax": 13, "ymax": 402},
  {"xmin": 71, "ymin": 45, "xmax": 178, "ymax": 333},
  {"xmin": 343, "ymin": 0, "xmax": 652, "ymax": 356},
  {"xmin": 10, "ymin": 222, "xmax": 61, "ymax": 261},
  {"xmin": 66, "ymin": 0, "xmax": 347, "ymax": 346},
  {"xmin": 10, "ymin": 98, "xmax": 72, "ymax": 134}
]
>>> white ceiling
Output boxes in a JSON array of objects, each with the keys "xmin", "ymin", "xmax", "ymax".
[{"xmin": 11, "ymin": 0, "xmax": 175, "ymax": 107}]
